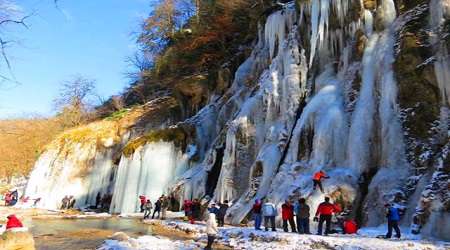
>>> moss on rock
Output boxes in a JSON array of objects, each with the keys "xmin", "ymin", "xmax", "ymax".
[{"xmin": 122, "ymin": 127, "xmax": 187, "ymax": 157}]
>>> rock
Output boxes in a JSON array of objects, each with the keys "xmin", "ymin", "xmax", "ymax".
[
  {"xmin": 110, "ymin": 232, "xmax": 130, "ymax": 242},
  {"xmin": 0, "ymin": 231, "xmax": 35, "ymax": 250},
  {"xmin": 363, "ymin": 0, "xmax": 377, "ymax": 10}
]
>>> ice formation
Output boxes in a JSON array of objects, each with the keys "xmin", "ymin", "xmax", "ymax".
[{"xmin": 25, "ymin": 0, "xmax": 449, "ymax": 240}]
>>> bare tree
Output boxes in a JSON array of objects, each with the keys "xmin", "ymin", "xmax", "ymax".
[
  {"xmin": 53, "ymin": 75, "xmax": 98, "ymax": 127},
  {"xmin": 0, "ymin": 0, "xmax": 32, "ymax": 83}
]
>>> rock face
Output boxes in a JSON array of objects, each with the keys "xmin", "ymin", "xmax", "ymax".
[{"xmin": 26, "ymin": 0, "xmax": 449, "ymax": 240}]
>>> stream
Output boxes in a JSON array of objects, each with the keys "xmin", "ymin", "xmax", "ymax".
[{"xmin": 26, "ymin": 217, "xmax": 152, "ymax": 250}]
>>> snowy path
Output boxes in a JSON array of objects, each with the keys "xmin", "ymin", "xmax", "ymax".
[{"xmin": 99, "ymin": 219, "xmax": 450, "ymax": 250}]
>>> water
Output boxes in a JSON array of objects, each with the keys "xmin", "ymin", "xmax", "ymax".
[{"xmin": 27, "ymin": 218, "xmax": 151, "ymax": 250}]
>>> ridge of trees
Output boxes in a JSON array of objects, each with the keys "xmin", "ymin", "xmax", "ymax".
[{"xmin": 103, "ymin": 0, "xmax": 274, "ymax": 115}]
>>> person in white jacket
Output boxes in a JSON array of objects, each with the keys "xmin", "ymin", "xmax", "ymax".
[
  {"xmin": 262, "ymin": 201, "xmax": 277, "ymax": 231},
  {"xmin": 205, "ymin": 212, "xmax": 218, "ymax": 250}
]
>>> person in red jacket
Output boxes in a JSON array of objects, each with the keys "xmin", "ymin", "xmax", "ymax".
[
  {"xmin": 281, "ymin": 200, "xmax": 297, "ymax": 233},
  {"xmin": 139, "ymin": 195, "xmax": 146, "ymax": 213},
  {"xmin": 312, "ymin": 170, "xmax": 329, "ymax": 193},
  {"xmin": 252, "ymin": 199, "xmax": 262, "ymax": 230},
  {"xmin": 343, "ymin": 219, "xmax": 358, "ymax": 234},
  {"xmin": 314, "ymin": 197, "xmax": 336, "ymax": 235},
  {"xmin": 6, "ymin": 214, "xmax": 23, "ymax": 230}
]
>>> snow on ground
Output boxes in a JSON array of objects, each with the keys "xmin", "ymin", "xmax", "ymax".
[
  {"xmin": 98, "ymin": 235, "xmax": 198, "ymax": 250},
  {"xmin": 100, "ymin": 219, "xmax": 450, "ymax": 250}
]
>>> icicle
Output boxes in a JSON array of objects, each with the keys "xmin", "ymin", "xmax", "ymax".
[
  {"xmin": 377, "ymin": 0, "xmax": 397, "ymax": 28},
  {"xmin": 430, "ymin": 0, "xmax": 450, "ymax": 106},
  {"xmin": 110, "ymin": 142, "xmax": 182, "ymax": 214},
  {"xmin": 347, "ymin": 34, "xmax": 379, "ymax": 174},
  {"xmin": 364, "ymin": 9, "xmax": 373, "ymax": 36}
]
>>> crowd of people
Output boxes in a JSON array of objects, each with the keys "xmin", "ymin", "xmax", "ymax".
[
  {"xmin": 60, "ymin": 195, "xmax": 76, "ymax": 210},
  {"xmin": 3, "ymin": 190, "xmax": 19, "ymax": 206},
  {"xmin": 139, "ymin": 194, "xmax": 175, "ymax": 220},
  {"xmin": 249, "ymin": 196, "xmax": 356, "ymax": 235}
]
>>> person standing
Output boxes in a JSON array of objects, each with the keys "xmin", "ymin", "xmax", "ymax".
[
  {"xmin": 208, "ymin": 202, "xmax": 219, "ymax": 215},
  {"xmin": 60, "ymin": 196, "xmax": 69, "ymax": 210},
  {"xmin": 191, "ymin": 199, "xmax": 201, "ymax": 222},
  {"xmin": 205, "ymin": 212, "xmax": 219, "ymax": 250},
  {"xmin": 152, "ymin": 198, "xmax": 162, "ymax": 219},
  {"xmin": 312, "ymin": 170, "xmax": 329, "ymax": 193},
  {"xmin": 161, "ymin": 196, "xmax": 169, "ymax": 220},
  {"xmin": 295, "ymin": 198, "xmax": 310, "ymax": 234},
  {"xmin": 385, "ymin": 203, "xmax": 401, "ymax": 239},
  {"xmin": 217, "ymin": 200, "xmax": 229, "ymax": 227},
  {"xmin": 68, "ymin": 196, "xmax": 76, "ymax": 209},
  {"xmin": 143, "ymin": 200, "xmax": 153, "ymax": 219},
  {"xmin": 314, "ymin": 197, "xmax": 336, "ymax": 236},
  {"xmin": 139, "ymin": 195, "xmax": 146, "ymax": 213},
  {"xmin": 252, "ymin": 199, "xmax": 263, "ymax": 230},
  {"xmin": 281, "ymin": 200, "xmax": 297, "ymax": 233},
  {"xmin": 262, "ymin": 200, "xmax": 277, "ymax": 231},
  {"xmin": 96, "ymin": 192, "xmax": 102, "ymax": 208}
]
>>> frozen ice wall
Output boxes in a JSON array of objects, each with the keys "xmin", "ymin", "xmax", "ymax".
[
  {"xmin": 110, "ymin": 141, "xmax": 185, "ymax": 214},
  {"xmin": 25, "ymin": 144, "xmax": 115, "ymax": 210}
]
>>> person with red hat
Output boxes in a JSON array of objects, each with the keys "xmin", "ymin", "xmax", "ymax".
[{"xmin": 6, "ymin": 215, "xmax": 23, "ymax": 230}]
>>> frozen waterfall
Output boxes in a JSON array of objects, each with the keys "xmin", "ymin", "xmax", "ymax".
[{"xmin": 110, "ymin": 142, "xmax": 184, "ymax": 214}]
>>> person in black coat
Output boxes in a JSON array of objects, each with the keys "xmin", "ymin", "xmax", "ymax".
[
  {"xmin": 217, "ymin": 200, "xmax": 229, "ymax": 227},
  {"xmin": 152, "ymin": 198, "xmax": 162, "ymax": 219}
]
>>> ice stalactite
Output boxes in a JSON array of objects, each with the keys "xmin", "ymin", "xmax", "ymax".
[
  {"xmin": 430, "ymin": 0, "xmax": 450, "ymax": 140},
  {"xmin": 110, "ymin": 142, "xmax": 184, "ymax": 214},
  {"xmin": 347, "ymin": 34, "xmax": 379, "ymax": 176},
  {"xmin": 213, "ymin": 7, "xmax": 308, "ymax": 224},
  {"xmin": 364, "ymin": 9, "xmax": 374, "ymax": 36}
]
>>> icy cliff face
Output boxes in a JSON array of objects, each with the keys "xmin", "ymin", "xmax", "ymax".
[
  {"xmin": 110, "ymin": 141, "xmax": 188, "ymax": 214},
  {"xmin": 26, "ymin": 0, "xmax": 449, "ymax": 240},
  {"xmin": 25, "ymin": 136, "xmax": 118, "ymax": 210},
  {"xmin": 171, "ymin": 0, "xmax": 449, "ymax": 238}
]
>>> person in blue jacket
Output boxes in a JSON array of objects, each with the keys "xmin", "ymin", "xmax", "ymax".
[{"xmin": 385, "ymin": 203, "xmax": 401, "ymax": 239}]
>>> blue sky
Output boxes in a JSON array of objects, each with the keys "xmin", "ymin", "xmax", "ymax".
[{"xmin": 0, "ymin": 0, "xmax": 151, "ymax": 118}]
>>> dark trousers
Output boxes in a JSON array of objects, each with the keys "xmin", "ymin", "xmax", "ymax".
[
  {"xmin": 152, "ymin": 209, "xmax": 160, "ymax": 219},
  {"xmin": 386, "ymin": 220, "xmax": 401, "ymax": 238},
  {"xmin": 217, "ymin": 216, "xmax": 224, "ymax": 227},
  {"xmin": 205, "ymin": 235, "xmax": 215, "ymax": 250},
  {"xmin": 317, "ymin": 214, "xmax": 332, "ymax": 235},
  {"xmin": 313, "ymin": 180, "xmax": 324, "ymax": 192},
  {"xmin": 140, "ymin": 204, "xmax": 145, "ymax": 213},
  {"xmin": 254, "ymin": 213, "xmax": 262, "ymax": 230},
  {"xmin": 264, "ymin": 216, "xmax": 276, "ymax": 231},
  {"xmin": 296, "ymin": 217, "xmax": 310, "ymax": 234},
  {"xmin": 283, "ymin": 218, "xmax": 297, "ymax": 232},
  {"xmin": 144, "ymin": 209, "xmax": 151, "ymax": 219}
]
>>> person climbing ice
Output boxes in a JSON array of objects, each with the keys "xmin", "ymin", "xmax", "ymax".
[{"xmin": 312, "ymin": 170, "xmax": 329, "ymax": 193}]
